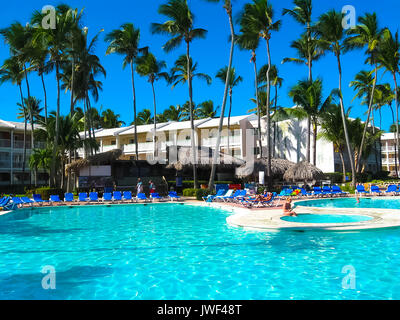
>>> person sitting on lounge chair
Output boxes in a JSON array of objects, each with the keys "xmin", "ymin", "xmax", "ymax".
[{"xmin": 283, "ymin": 197, "xmax": 297, "ymax": 216}]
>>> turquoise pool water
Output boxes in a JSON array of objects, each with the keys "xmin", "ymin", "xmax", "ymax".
[
  {"xmin": 1, "ymin": 203, "xmax": 400, "ymax": 300},
  {"xmin": 281, "ymin": 214, "xmax": 373, "ymax": 224},
  {"xmin": 295, "ymin": 197, "xmax": 400, "ymax": 209}
]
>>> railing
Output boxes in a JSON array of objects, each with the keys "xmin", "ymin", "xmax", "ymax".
[
  {"xmin": 13, "ymin": 162, "xmax": 30, "ymax": 169},
  {"xmin": 101, "ymin": 145, "xmax": 119, "ymax": 152},
  {"xmin": 202, "ymin": 135, "xmax": 241, "ymax": 147},
  {"xmin": 0, "ymin": 139, "xmax": 11, "ymax": 148},
  {"xmin": 176, "ymin": 139, "xmax": 193, "ymax": 147},
  {"xmin": 382, "ymin": 159, "xmax": 399, "ymax": 164},
  {"xmin": 13, "ymin": 141, "xmax": 32, "ymax": 149},
  {"xmin": 0, "ymin": 160, "xmax": 10, "ymax": 168}
]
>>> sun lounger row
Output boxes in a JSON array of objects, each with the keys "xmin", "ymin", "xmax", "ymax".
[
  {"xmin": 277, "ymin": 186, "xmax": 350, "ymax": 198},
  {"xmin": 10, "ymin": 191, "xmax": 182, "ymax": 207}
]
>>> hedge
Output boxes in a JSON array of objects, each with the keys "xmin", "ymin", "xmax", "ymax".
[
  {"xmin": 182, "ymin": 188, "xmax": 198, "ymax": 197},
  {"xmin": 196, "ymin": 189, "xmax": 213, "ymax": 201},
  {"xmin": 32, "ymin": 187, "xmax": 64, "ymax": 200}
]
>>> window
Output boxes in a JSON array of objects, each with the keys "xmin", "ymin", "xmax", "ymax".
[
  {"xmin": 185, "ymin": 136, "xmax": 191, "ymax": 140},
  {"xmin": 129, "ymin": 139, "xmax": 134, "ymax": 144},
  {"xmin": 111, "ymin": 140, "xmax": 116, "ymax": 146}
]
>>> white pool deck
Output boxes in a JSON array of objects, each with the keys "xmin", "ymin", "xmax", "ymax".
[{"xmin": 204, "ymin": 198, "xmax": 400, "ymax": 232}]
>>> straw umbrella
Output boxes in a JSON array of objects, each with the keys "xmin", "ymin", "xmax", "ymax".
[
  {"xmin": 283, "ymin": 161, "xmax": 325, "ymax": 183},
  {"xmin": 235, "ymin": 158, "xmax": 296, "ymax": 180}
]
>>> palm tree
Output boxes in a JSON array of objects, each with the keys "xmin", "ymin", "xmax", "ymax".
[
  {"xmin": 101, "ymin": 109, "xmax": 125, "ymax": 128},
  {"xmin": 105, "ymin": 23, "xmax": 147, "ymax": 160},
  {"xmin": 346, "ymin": 13, "xmax": 383, "ymax": 173},
  {"xmin": 288, "ymin": 78, "xmax": 331, "ymax": 165},
  {"xmin": 152, "ymin": 0, "xmax": 207, "ymax": 189},
  {"xmin": 135, "ymin": 109, "xmax": 154, "ymax": 125},
  {"xmin": 377, "ymin": 28, "xmax": 400, "ymax": 177},
  {"xmin": 196, "ymin": 100, "xmax": 219, "ymax": 119},
  {"xmin": 239, "ymin": 0, "xmax": 282, "ymax": 187},
  {"xmin": 136, "ymin": 52, "xmax": 169, "ymax": 159},
  {"xmin": 31, "ymin": 5, "xmax": 82, "ymax": 187},
  {"xmin": 169, "ymin": 55, "xmax": 212, "ymax": 88},
  {"xmin": 318, "ymin": 104, "xmax": 349, "ymax": 182},
  {"xmin": 163, "ymin": 105, "xmax": 185, "ymax": 121},
  {"xmin": 236, "ymin": 30, "xmax": 262, "ymax": 157},
  {"xmin": 215, "ymin": 66, "xmax": 242, "ymax": 156},
  {"xmin": 314, "ymin": 9, "xmax": 356, "ymax": 187},
  {"xmin": 29, "ymin": 148, "xmax": 52, "ymax": 187},
  {"xmin": 202, "ymin": 0, "xmax": 236, "ymax": 191}
]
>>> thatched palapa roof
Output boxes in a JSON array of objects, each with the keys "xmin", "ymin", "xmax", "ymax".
[
  {"xmin": 166, "ymin": 147, "xmax": 245, "ymax": 171},
  {"xmin": 66, "ymin": 149, "xmax": 123, "ymax": 174},
  {"xmin": 283, "ymin": 161, "xmax": 325, "ymax": 182},
  {"xmin": 235, "ymin": 158, "xmax": 296, "ymax": 179}
]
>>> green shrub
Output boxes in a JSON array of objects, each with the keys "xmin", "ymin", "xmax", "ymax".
[
  {"xmin": 325, "ymin": 172, "xmax": 343, "ymax": 183},
  {"xmin": 183, "ymin": 188, "xmax": 198, "ymax": 197},
  {"xmin": 196, "ymin": 189, "xmax": 213, "ymax": 201},
  {"xmin": 340, "ymin": 184, "xmax": 355, "ymax": 194},
  {"xmin": 33, "ymin": 187, "xmax": 64, "ymax": 200}
]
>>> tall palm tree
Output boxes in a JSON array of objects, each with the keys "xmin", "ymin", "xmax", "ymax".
[
  {"xmin": 29, "ymin": 148, "xmax": 52, "ymax": 187},
  {"xmin": 169, "ymin": 55, "xmax": 212, "ymax": 88},
  {"xmin": 239, "ymin": 0, "xmax": 282, "ymax": 187},
  {"xmin": 152, "ymin": 0, "xmax": 207, "ymax": 189},
  {"xmin": 202, "ymin": 0, "xmax": 236, "ymax": 191},
  {"xmin": 288, "ymin": 79, "xmax": 331, "ymax": 165},
  {"xmin": 377, "ymin": 28, "xmax": 400, "ymax": 177},
  {"xmin": 196, "ymin": 100, "xmax": 219, "ymax": 119},
  {"xmin": 105, "ymin": 23, "xmax": 147, "ymax": 160},
  {"xmin": 236, "ymin": 30, "xmax": 262, "ymax": 157},
  {"xmin": 163, "ymin": 104, "xmax": 185, "ymax": 121},
  {"xmin": 318, "ymin": 104, "xmax": 349, "ymax": 182},
  {"xmin": 314, "ymin": 10, "xmax": 356, "ymax": 187},
  {"xmin": 136, "ymin": 52, "xmax": 169, "ymax": 158},
  {"xmin": 346, "ymin": 13, "xmax": 383, "ymax": 173},
  {"xmin": 32, "ymin": 4, "xmax": 82, "ymax": 187},
  {"xmin": 215, "ymin": 66, "xmax": 242, "ymax": 156}
]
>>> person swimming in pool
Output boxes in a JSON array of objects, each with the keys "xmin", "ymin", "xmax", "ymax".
[{"xmin": 283, "ymin": 197, "xmax": 297, "ymax": 216}]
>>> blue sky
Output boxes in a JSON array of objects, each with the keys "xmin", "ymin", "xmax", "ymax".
[{"xmin": 0, "ymin": 0, "xmax": 399, "ymax": 131}]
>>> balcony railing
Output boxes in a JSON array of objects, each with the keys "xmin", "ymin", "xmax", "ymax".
[
  {"xmin": 0, "ymin": 139, "xmax": 11, "ymax": 148},
  {"xmin": 202, "ymin": 135, "xmax": 241, "ymax": 147},
  {"xmin": 13, "ymin": 141, "xmax": 32, "ymax": 149},
  {"xmin": 382, "ymin": 147, "xmax": 397, "ymax": 152},
  {"xmin": 0, "ymin": 160, "xmax": 10, "ymax": 168},
  {"xmin": 382, "ymin": 159, "xmax": 399, "ymax": 164},
  {"xmin": 13, "ymin": 162, "xmax": 30, "ymax": 169}
]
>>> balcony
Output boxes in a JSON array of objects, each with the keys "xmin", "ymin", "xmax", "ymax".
[
  {"xmin": 101, "ymin": 145, "xmax": 119, "ymax": 153},
  {"xmin": 382, "ymin": 159, "xmax": 399, "ymax": 165},
  {"xmin": 0, "ymin": 139, "xmax": 11, "ymax": 148},
  {"xmin": 202, "ymin": 135, "xmax": 241, "ymax": 147},
  {"xmin": 13, "ymin": 162, "xmax": 30, "ymax": 169},
  {"xmin": 0, "ymin": 160, "xmax": 11, "ymax": 169},
  {"xmin": 13, "ymin": 141, "xmax": 32, "ymax": 149},
  {"xmin": 382, "ymin": 146, "xmax": 397, "ymax": 152}
]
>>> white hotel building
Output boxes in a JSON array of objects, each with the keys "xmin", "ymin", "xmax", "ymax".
[
  {"xmin": 381, "ymin": 132, "xmax": 400, "ymax": 176},
  {"xmin": 78, "ymin": 113, "xmax": 380, "ymax": 174}
]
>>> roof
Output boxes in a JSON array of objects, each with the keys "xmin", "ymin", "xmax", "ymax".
[
  {"xmin": 0, "ymin": 119, "xmax": 32, "ymax": 131},
  {"xmin": 157, "ymin": 118, "xmax": 211, "ymax": 132},
  {"xmin": 118, "ymin": 122, "xmax": 171, "ymax": 136},
  {"xmin": 197, "ymin": 114, "xmax": 257, "ymax": 128}
]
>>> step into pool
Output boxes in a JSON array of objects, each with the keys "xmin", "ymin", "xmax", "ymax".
[{"xmin": 281, "ymin": 214, "xmax": 373, "ymax": 224}]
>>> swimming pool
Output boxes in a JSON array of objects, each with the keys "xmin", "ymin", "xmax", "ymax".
[
  {"xmin": 281, "ymin": 214, "xmax": 373, "ymax": 224},
  {"xmin": 295, "ymin": 197, "xmax": 400, "ymax": 209},
  {"xmin": 1, "ymin": 203, "xmax": 400, "ymax": 300}
]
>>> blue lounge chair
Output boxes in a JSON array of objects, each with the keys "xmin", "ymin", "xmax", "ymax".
[
  {"xmin": 123, "ymin": 191, "xmax": 133, "ymax": 202},
  {"xmin": 136, "ymin": 193, "xmax": 148, "ymax": 202},
  {"xmin": 202, "ymin": 189, "xmax": 225, "ymax": 202},
  {"xmin": 12, "ymin": 197, "xmax": 24, "ymax": 207},
  {"xmin": 33, "ymin": 194, "xmax": 47, "ymax": 204},
  {"xmin": 50, "ymin": 195, "xmax": 63, "ymax": 204},
  {"xmin": 234, "ymin": 190, "xmax": 247, "ymax": 202},
  {"xmin": 103, "ymin": 192, "xmax": 113, "ymax": 202},
  {"xmin": 64, "ymin": 193, "xmax": 75, "ymax": 203},
  {"xmin": 322, "ymin": 186, "xmax": 333, "ymax": 196},
  {"xmin": 113, "ymin": 191, "xmax": 123, "ymax": 202},
  {"xmin": 78, "ymin": 193, "xmax": 88, "ymax": 202},
  {"xmin": 300, "ymin": 188, "xmax": 313, "ymax": 197},
  {"xmin": 215, "ymin": 189, "xmax": 233, "ymax": 201},
  {"xmin": 168, "ymin": 191, "xmax": 181, "ymax": 201},
  {"xmin": 370, "ymin": 185, "xmax": 382, "ymax": 195},
  {"xmin": 89, "ymin": 192, "xmax": 99, "ymax": 202},
  {"xmin": 20, "ymin": 197, "xmax": 34, "ymax": 205},
  {"xmin": 356, "ymin": 185, "xmax": 370, "ymax": 195},
  {"xmin": 384, "ymin": 185, "xmax": 398, "ymax": 195},
  {"xmin": 223, "ymin": 190, "xmax": 242, "ymax": 202},
  {"xmin": 150, "ymin": 192, "xmax": 163, "ymax": 201},
  {"xmin": 331, "ymin": 185, "xmax": 348, "ymax": 196},
  {"xmin": 1, "ymin": 197, "xmax": 16, "ymax": 211}
]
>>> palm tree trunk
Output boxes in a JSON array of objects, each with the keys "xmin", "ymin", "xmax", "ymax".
[
  {"xmin": 357, "ymin": 66, "xmax": 378, "ymax": 172},
  {"xmin": 130, "ymin": 62, "xmax": 139, "ymax": 160},
  {"xmin": 41, "ymin": 73, "xmax": 48, "ymax": 124},
  {"xmin": 336, "ymin": 52, "xmax": 356, "ymax": 187},
  {"xmin": 24, "ymin": 63, "xmax": 33, "ymax": 186},
  {"xmin": 252, "ymin": 50, "xmax": 263, "ymax": 158},
  {"xmin": 273, "ymin": 84, "xmax": 278, "ymax": 158},
  {"xmin": 186, "ymin": 41, "xmax": 198, "ymax": 189},
  {"xmin": 389, "ymin": 104, "xmax": 398, "ymax": 176},
  {"xmin": 265, "ymin": 38, "xmax": 272, "ymax": 188},
  {"xmin": 307, "ymin": 23, "xmax": 313, "ymax": 164},
  {"xmin": 18, "ymin": 84, "xmax": 26, "ymax": 188},
  {"xmin": 227, "ymin": 88, "xmax": 232, "ymax": 156},
  {"xmin": 306, "ymin": 116, "xmax": 311, "ymax": 163},
  {"xmin": 339, "ymin": 150, "xmax": 346, "ymax": 183},
  {"xmin": 394, "ymin": 72, "xmax": 399, "ymax": 178},
  {"xmin": 51, "ymin": 61, "xmax": 61, "ymax": 188},
  {"xmin": 313, "ymin": 119, "xmax": 317, "ymax": 166},
  {"xmin": 151, "ymin": 80, "xmax": 157, "ymax": 159},
  {"xmin": 208, "ymin": 5, "xmax": 234, "ymax": 191}
]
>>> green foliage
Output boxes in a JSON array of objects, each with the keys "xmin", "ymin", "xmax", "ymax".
[
  {"xmin": 340, "ymin": 184, "xmax": 355, "ymax": 194},
  {"xmin": 196, "ymin": 189, "xmax": 213, "ymax": 201},
  {"xmin": 325, "ymin": 172, "xmax": 343, "ymax": 183},
  {"xmin": 32, "ymin": 187, "xmax": 64, "ymax": 200},
  {"xmin": 182, "ymin": 188, "xmax": 198, "ymax": 197}
]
